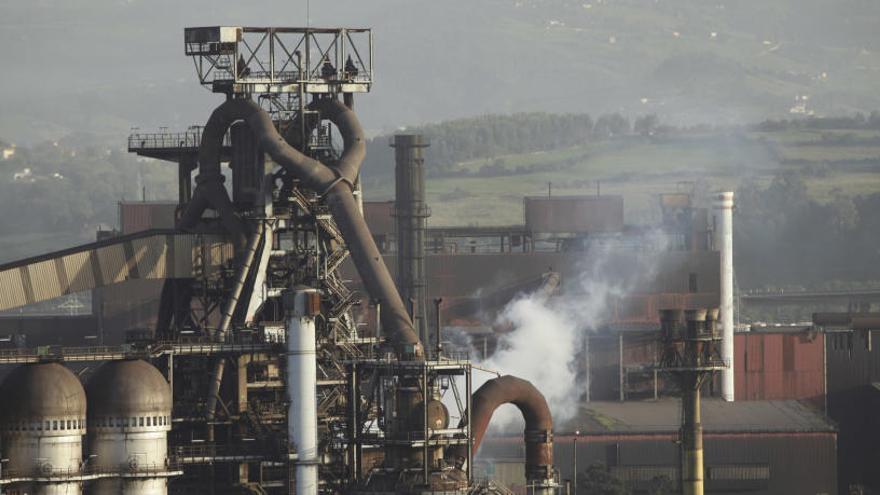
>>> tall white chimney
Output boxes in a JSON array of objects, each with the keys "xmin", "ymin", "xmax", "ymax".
[
  {"xmin": 285, "ymin": 287, "xmax": 320, "ymax": 495},
  {"xmin": 714, "ymin": 191, "xmax": 735, "ymax": 401}
]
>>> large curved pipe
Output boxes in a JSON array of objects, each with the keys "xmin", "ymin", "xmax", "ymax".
[
  {"xmin": 191, "ymin": 96, "xmax": 421, "ymax": 356},
  {"xmin": 448, "ymin": 375, "xmax": 555, "ymax": 484},
  {"xmin": 310, "ymin": 98, "xmax": 366, "ymax": 185}
]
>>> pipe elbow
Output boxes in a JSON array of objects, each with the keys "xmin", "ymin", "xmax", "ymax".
[
  {"xmin": 310, "ymin": 98, "xmax": 367, "ymax": 185},
  {"xmin": 446, "ymin": 375, "xmax": 555, "ymax": 483}
]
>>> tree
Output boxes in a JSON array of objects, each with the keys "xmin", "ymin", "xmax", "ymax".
[
  {"xmin": 578, "ymin": 463, "xmax": 630, "ymax": 495},
  {"xmin": 647, "ymin": 475, "xmax": 675, "ymax": 495},
  {"xmin": 634, "ymin": 114, "xmax": 660, "ymax": 136},
  {"xmin": 869, "ymin": 110, "xmax": 880, "ymax": 129},
  {"xmin": 594, "ymin": 113, "xmax": 630, "ymax": 138}
]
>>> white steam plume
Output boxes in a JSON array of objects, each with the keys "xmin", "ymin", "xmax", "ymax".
[{"xmin": 456, "ymin": 231, "xmax": 670, "ymax": 431}]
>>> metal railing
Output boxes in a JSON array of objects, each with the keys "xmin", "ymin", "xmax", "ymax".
[
  {"xmin": 174, "ymin": 442, "xmax": 282, "ymax": 463},
  {"xmin": 127, "ymin": 128, "xmax": 232, "ymax": 151},
  {"xmin": 0, "ymin": 339, "xmax": 281, "ymax": 364},
  {"xmin": 0, "ymin": 461, "xmax": 182, "ymax": 483}
]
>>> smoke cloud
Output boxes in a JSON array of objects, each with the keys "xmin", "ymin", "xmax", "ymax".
[{"xmin": 453, "ymin": 231, "xmax": 670, "ymax": 431}]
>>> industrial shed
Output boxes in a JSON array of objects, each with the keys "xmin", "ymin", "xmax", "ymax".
[{"xmin": 478, "ymin": 399, "xmax": 837, "ymax": 495}]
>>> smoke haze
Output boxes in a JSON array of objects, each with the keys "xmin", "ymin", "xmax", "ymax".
[{"xmin": 454, "ymin": 231, "xmax": 670, "ymax": 431}]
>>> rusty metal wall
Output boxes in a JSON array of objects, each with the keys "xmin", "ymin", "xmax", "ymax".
[
  {"xmin": 524, "ymin": 195, "xmax": 624, "ymax": 234},
  {"xmin": 735, "ymin": 331, "xmax": 825, "ymax": 405},
  {"xmin": 582, "ymin": 330, "xmax": 826, "ymax": 403},
  {"xmin": 423, "ymin": 250, "xmax": 719, "ymax": 299},
  {"xmin": 119, "ymin": 202, "xmax": 178, "ymax": 234},
  {"xmin": 825, "ymin": 329, "xmax": 880, "ymax": 493},
  {"xmin": 340, "ymin": 250, "xmax": 720, "ymax": 327},
  {"xmin": 363, "ymin": 201, "xmax": 395, "ymax": 236}
]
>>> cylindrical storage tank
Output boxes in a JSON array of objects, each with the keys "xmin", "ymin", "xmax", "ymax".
[
  {"xmin": 0, "ymin": 362, "xmax": 87, "ymax": 495},
  {"xmin": 85, "ymin": 359, "xmax": 172, "ymax": 495}
]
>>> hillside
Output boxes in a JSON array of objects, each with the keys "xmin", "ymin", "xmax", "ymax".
[
  {"xmin": 2, "ymin": 0, "xmax": 880, "ymax": 142},
  {"xmin": 361, "ymin": 112, "xmax": 880, "ymax": 225}
]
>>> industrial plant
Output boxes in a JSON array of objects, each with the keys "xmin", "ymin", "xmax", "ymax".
[{"xmin": 0, "ymin": 19, "xmax": 873, "ymax": 495}]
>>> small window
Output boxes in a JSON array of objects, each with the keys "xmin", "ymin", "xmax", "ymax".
[
  {"xmin": 153, "ymin": 416, "xmax": 158, "ymax": 426},
  {"xmin": 688, "ymin": 273, "xmax": 698, "ymax": 293},
  {"xmin": 52, "ymin": 420, "xmax": 58, "ymax": 430},
  {"xmin": 847, "ymin": 333, "xmax": 854, "ymax": 351},
  {"xmin": 139, "ymin": 417, "xmax": 144, "ymax": 427},
  {"xmin": 45, "ymin": 421, "xmax": 50, "ymax": 430}
]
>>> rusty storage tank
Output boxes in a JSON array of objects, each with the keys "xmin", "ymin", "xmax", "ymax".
[
  {"xmin": 0, "ymin": 362, "xmax": 87, "ymax": 494},
  {"xmin": 86, "ymin": 359, "xmax": 172, "ymax": 495}
]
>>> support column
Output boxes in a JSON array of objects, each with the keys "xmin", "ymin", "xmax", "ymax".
[
  {"xmin": 713, "ymin": 191, "xmax": 735, "ymax": 401},
  {"xmin": 681, "ymin": 382, "xmax": 704, "ymax": 495},
  {"xmin": 178, "ymin": 154, "xmax": 197, "ymax": 204},
  {"xmin": 285, "ymin": 287, "xmax": 320, "ymax": 495}
]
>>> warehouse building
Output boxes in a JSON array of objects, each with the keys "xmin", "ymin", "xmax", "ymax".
[{"xmin": 478, "ymin": 399, "xmax": 837, "ymax": 494}]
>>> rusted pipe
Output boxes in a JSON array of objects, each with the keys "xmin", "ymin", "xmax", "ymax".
[
  {"xmin": 187, "ymin": 97, "xmax": 421, "ymax": 356},
  {"xmin": 447, "ymin": 375, "xmax": 555, "ymax": 484}
]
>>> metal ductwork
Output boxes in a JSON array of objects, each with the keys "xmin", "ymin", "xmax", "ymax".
[
  {"xmin": 447, "ymin": 375, "xmax": 556, "ymax": 492},
  {"xmin": 177, "ymin": 96, "xmax": 423, "ymax": 353}
]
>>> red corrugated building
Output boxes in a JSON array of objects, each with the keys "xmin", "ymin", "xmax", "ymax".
[
  {"xmin": 735, "ymin": 330, "xmax": 825, "ymax": 406},
  {"xmin": 586, "ymin": 329, "xmax": 826, "ymax": 404}
]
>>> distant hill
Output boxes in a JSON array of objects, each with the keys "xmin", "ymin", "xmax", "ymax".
[{"xmin": 1, "ymin": 0, "xmax": 880, "ymax": 142}]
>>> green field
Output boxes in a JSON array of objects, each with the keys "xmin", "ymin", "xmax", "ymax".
[{"xmin": 366, "ymin": 127, "xmax": 880, "ymax": 226}]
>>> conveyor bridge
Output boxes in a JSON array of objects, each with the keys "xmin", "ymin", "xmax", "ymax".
[{"xmin": 0, "ymin": 229, "xmax": 233, "ymax": 312}]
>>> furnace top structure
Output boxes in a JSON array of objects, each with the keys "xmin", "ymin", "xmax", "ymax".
[{"xmin": 184, "ymin": 27, "xmax": 373, "ymax": 99}]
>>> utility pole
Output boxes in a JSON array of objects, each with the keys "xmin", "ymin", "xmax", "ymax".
[{"xmin": 572, "ymin": 430, "xmax": 579, "ymax": 494}]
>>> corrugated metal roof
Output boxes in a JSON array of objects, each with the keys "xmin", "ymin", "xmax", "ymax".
[{"xmin": 557, "ymin": 400, "xmax": 835, "ymax": 434}]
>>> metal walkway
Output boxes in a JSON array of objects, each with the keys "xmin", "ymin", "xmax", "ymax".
[{"xmin": 0, "ymin": 341, "xmax": 280, "ymax": 365}]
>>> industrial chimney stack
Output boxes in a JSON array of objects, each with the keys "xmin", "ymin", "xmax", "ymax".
[
  {"xmin": 713, "ymin": 191, "xmax": 735, "ymax": 401},
  {"xmin": 392, "ymin": 135, "xmax": 431, "ymax": 349}
]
